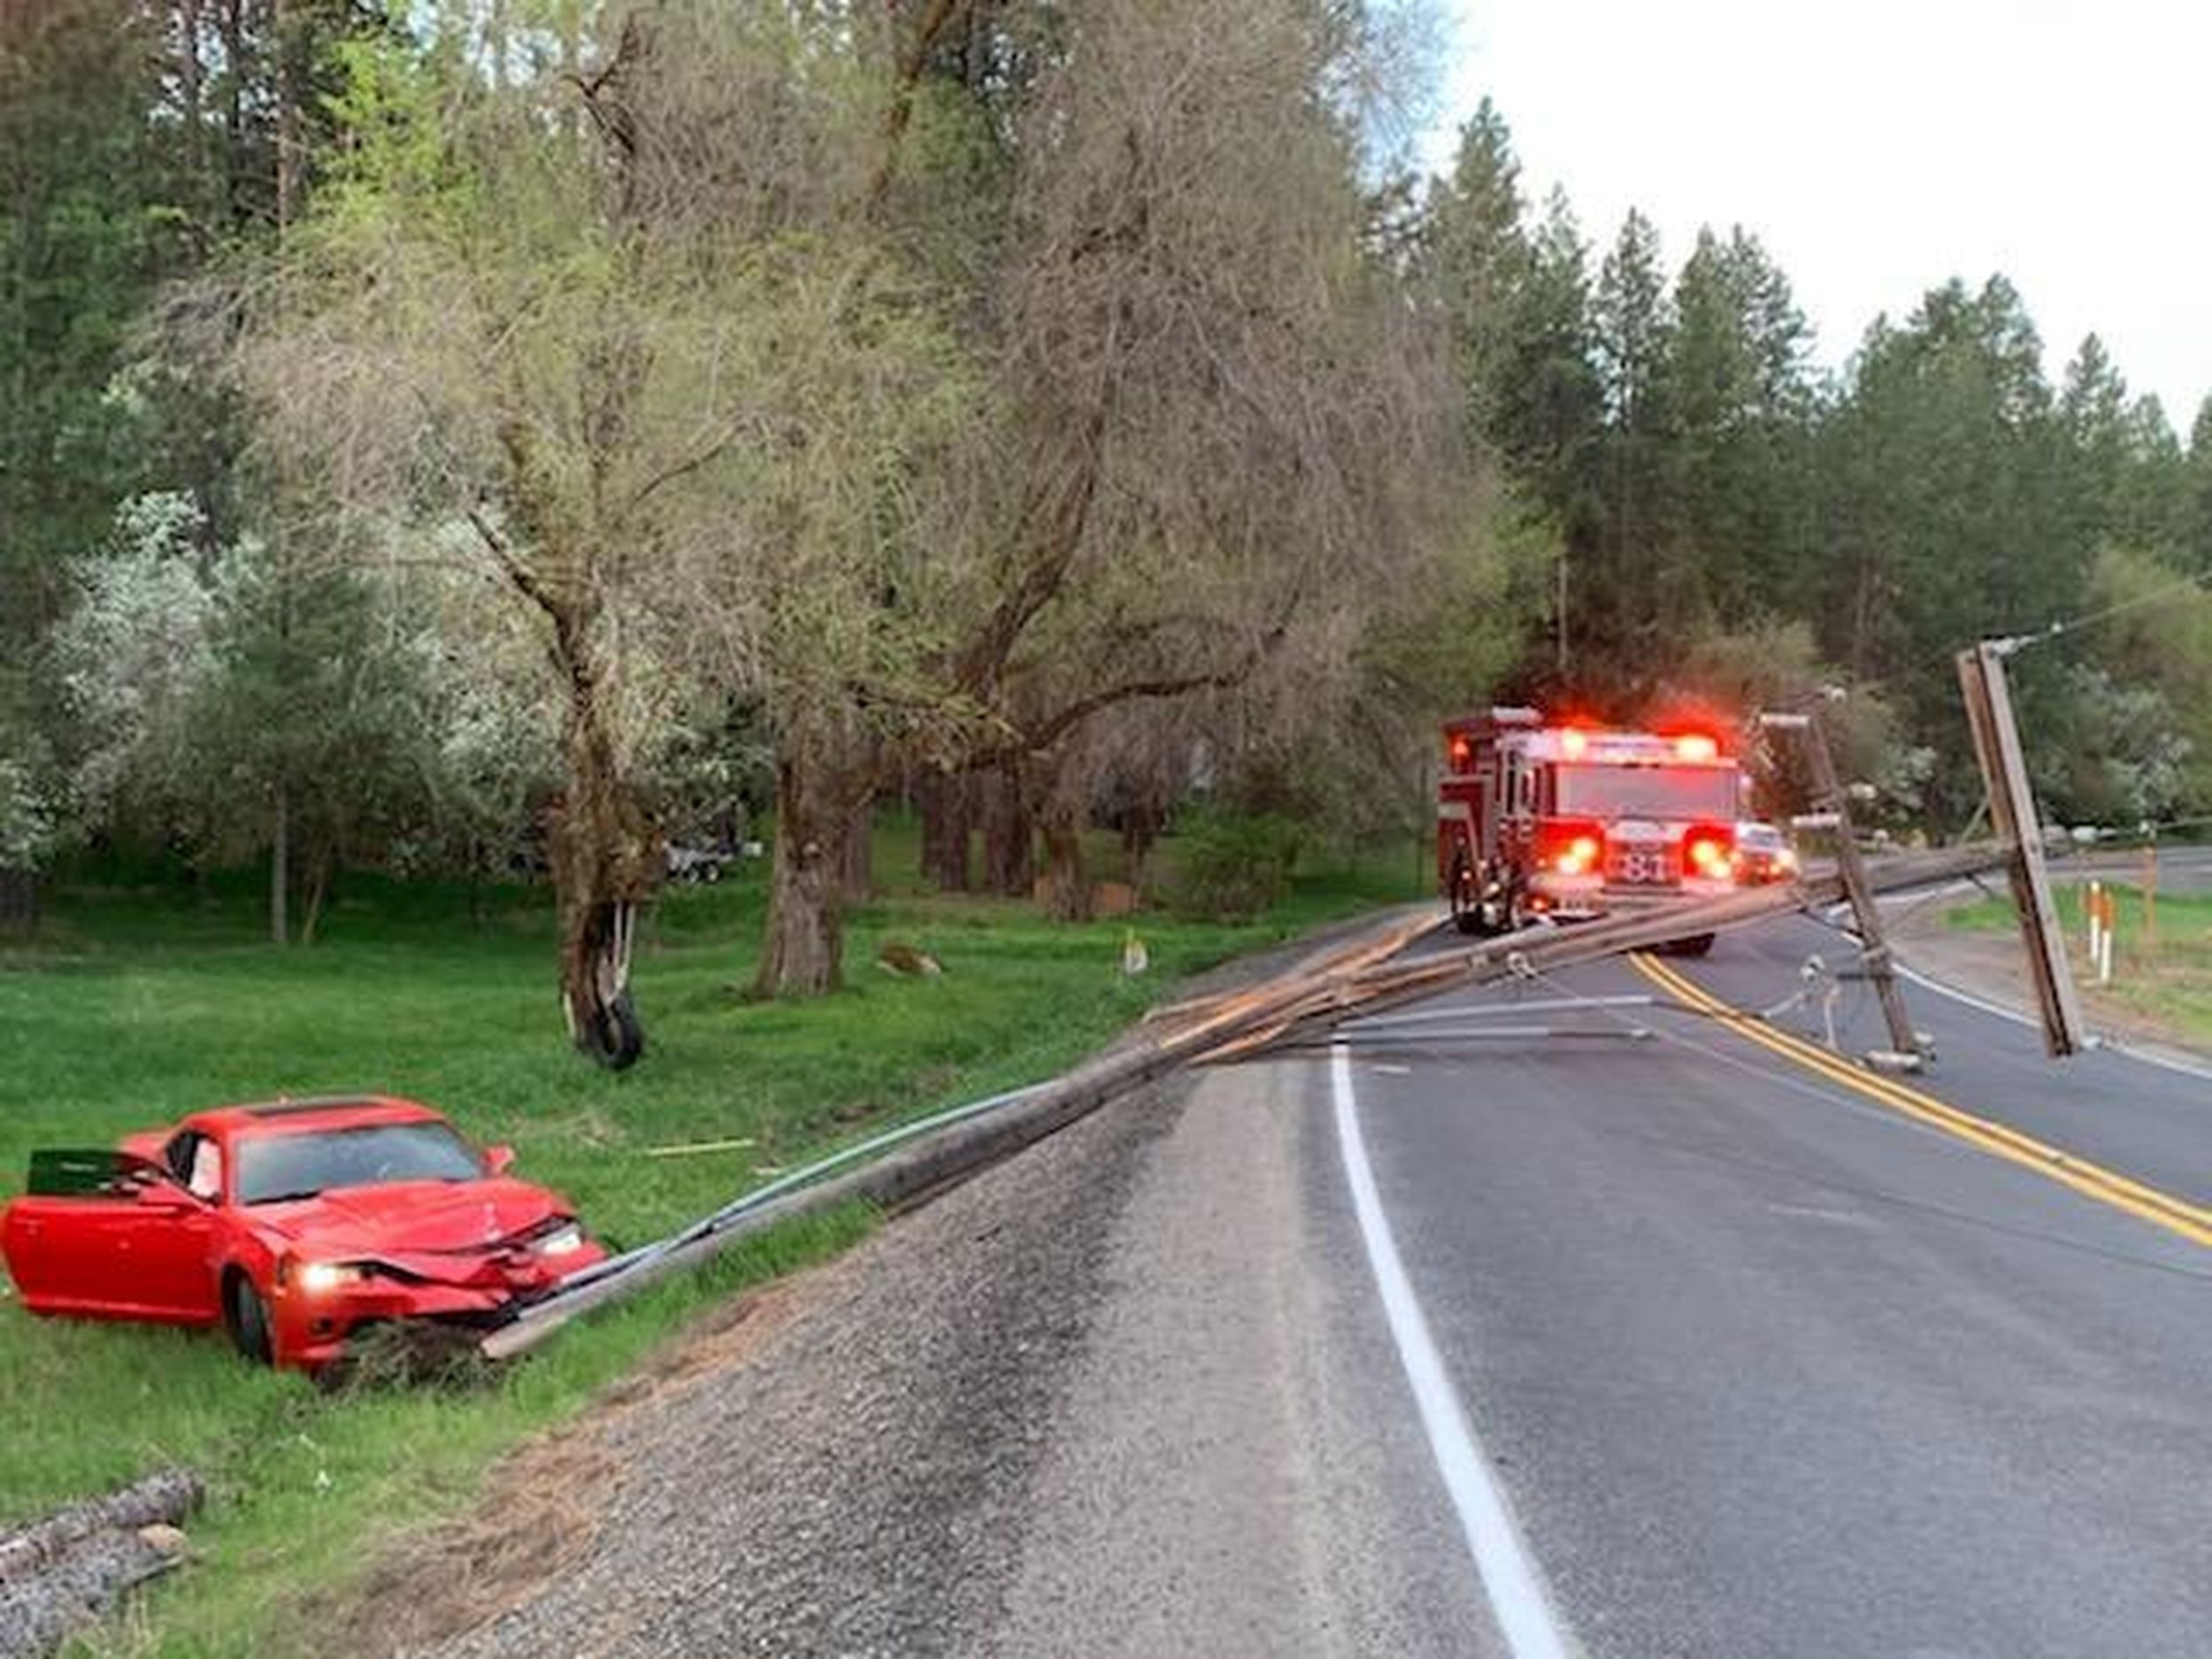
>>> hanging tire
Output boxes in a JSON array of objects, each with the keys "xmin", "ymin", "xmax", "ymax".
[
  {"xmin": 226, "ymin": 1271, "xmax": 273, "ymax": 1366},
  {"xmin": 577, "ymin": 986, "xmax": 646, "ymax": 1071}
]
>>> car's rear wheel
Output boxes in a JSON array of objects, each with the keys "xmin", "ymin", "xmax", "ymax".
[{"xmin": 225, "ymin": 1270, "xmax": 273, "ymax": 1365}]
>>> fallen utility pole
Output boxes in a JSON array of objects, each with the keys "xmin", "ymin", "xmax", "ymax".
[
  {"xmin": 484, "ymin": 842, "xmax": 2018, "ymax": 1363},
  {"xmin": 1203, "ymin": 840, "xmax": 2013, "ymax": 1059},
  {"xmin": 484, "ymin": 907, "xmax": 1444, "ymax": 1360}
]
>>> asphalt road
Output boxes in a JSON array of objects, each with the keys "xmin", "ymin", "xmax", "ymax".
[
  {"xmin": 1340, "ymin": 914, "xmax": 2212, "ymax": 1657},
  {"xmin": 406, "ymin": 912, "xmax": 2212, "ymax": 1658}
]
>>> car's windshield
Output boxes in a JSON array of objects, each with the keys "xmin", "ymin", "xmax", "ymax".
[
  {"xmin": 234, "ymin": 1122, "xmax": 483, "ymax": 1205},
  {"xmin": 1740, "ymin": 824, "xmax": 1785, "ymax": 850},
  {"xmin": 1555, "ymin": 764, "xmax": 1739, "ymax": 821}
]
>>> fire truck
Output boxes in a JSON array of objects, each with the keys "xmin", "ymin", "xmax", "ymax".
[{"xmin": 1436, "ymin": 708, "xmax": 1747, "ymax": 951}]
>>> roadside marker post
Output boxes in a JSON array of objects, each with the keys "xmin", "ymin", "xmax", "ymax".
[
  {"xmin": 2143, "ymin": 840, "xmax": 2159, "ymax": 956},
  {"xmin": 2088, "ymin": 879, "xmax": 2105, "ymax": 967}
]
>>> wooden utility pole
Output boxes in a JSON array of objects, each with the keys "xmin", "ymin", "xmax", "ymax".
[
  {"xmin": 1955, "ymin": 641, "xmax": 2085, "ymax": 1056},
  {"xmin": 1762, "ymin": 700, "xmax": 1924, "ymax": 1065}
]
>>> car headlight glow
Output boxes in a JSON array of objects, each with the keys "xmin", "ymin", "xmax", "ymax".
[
  {"xmin": 537, "ymin": 1222, "xmax": 587, "ymax": 1257},
  {"xmin": 294, "ymin": 1260, "xmax": 366, "ymax": 1294}
]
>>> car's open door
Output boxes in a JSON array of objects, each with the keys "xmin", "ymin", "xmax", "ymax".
[{"xmin": 3, "ymin": 1151, "xmax": 220, "ymax": 1323}]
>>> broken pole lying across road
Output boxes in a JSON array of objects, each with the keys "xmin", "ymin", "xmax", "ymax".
[
  {"xmin": 485, "ymin": 845, "xmax": 2024, "ymax": 1363},
  {"xmin": 482, "ymin": 909, "xmax": 1448, "ymax": 1360}
]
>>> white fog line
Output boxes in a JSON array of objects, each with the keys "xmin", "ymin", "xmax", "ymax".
[
  {"xmin": 1891, "ymin": 958, "xmax": 2212, "ymax": 1084},
  {"xmin": 1329, "ymin": 1041, "xmax": 1577, "ymax": 1659}
]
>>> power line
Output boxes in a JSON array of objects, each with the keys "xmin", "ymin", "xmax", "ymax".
[{"xmin": 1990, "ymin": 565, "xmax": 2212, "ymax": 657}]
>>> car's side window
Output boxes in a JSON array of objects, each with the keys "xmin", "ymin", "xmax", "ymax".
[
  {"xmin": 164, "ymin": 1131, "xmax": 221, "ymax": 1202},
  {"xmin": 188, "ymin": 1141, "xmax": 223, "ymax": 1202}
]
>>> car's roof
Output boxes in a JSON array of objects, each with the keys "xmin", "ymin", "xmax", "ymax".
[{"xmin": 182, "ymin": 1095, "xmax": 447, "ymax": 1139}]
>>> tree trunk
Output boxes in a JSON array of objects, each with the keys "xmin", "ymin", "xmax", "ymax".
[
  {"xmin": 839, "ymin": 793, "xmax": 874, "ymax": 901},
  {"xmin": 298, "ymin": 845, "xmax": 331, "ymax": 947},
  {"xmin": 917, "ymin": 771, "xmax": 972, "ymax": 891},
  {"xmin": 1119, "ymin": 789, "xmax": 1165, "ymax": 894},
  {"xmin": 1039, "ymin": 804, "xmax": 1088, "ymax": 920},
  {"xmin": 979, "ymin": 765, "xmax": 1033, "ymax": 896},
  {"xmin": 269, "ymin": 780, "xmax": 288, "ymax": 946},
  {"xmin": 549, "ymin": 644, "xmax": 658, "ymax": 1069},
  {"xmin": 754, "ymin": 751, "xmax": 844, "ymax": 997},
  {"xmin": 0, "ymin": 868, "xmax": 35, "ymax": 934}
]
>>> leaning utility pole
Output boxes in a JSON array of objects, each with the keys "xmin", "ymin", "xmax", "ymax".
[
  {"xmin": 1761, "ymin": 698, "xmax": 1924, "ymax": 1066},
  {"xmin": 1955, "ymin": 641, "xmax": 2086, "ymax": 1056}
]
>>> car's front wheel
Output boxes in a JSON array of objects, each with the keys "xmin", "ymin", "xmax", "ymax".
[{"xmin": 225, "ymin": 1270, "xmax": 273, "ymax": 1365}]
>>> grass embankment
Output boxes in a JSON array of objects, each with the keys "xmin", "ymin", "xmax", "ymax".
[
  {"xmin": 0, "ymin": 822, "xmax": 1420, "ymax": 1654},
  {"xmin": 1946, "ymin": 879, "xmax": 2212, "ymax": 1047}
]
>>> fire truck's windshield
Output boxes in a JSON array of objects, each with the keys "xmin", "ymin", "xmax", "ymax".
[{"xmin": 1555, "ymin": 764, "xmax": 1738, "ymax": 822}]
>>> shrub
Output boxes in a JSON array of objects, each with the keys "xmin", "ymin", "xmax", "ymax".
[{"xmin": 1167, "ymin": 809, "xmax": 1302, "ymax": 920}]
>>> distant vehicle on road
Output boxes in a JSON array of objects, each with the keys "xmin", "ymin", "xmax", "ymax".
[
  {"xmin": 665, "ymin": 843, "xmax": 732, "ymax": 883},
  {"xmin": 1733, "ymin": 820, "xmax": 1798, "ymax": 885},
  {"xmin": 1, "ymin": 1096, "xmax": 604, "ymax": 1371},
  {"xmin": 1438, "ymin": 707, "xmax": 1747, "ymax": 952}
]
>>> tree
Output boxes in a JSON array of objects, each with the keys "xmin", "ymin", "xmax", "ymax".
[
  {"xmin": 1816, "ymin": 277, "xmax": 2081, "ymax": 825},
  {"xmin": 0, "ymin": 0, "xmax": 165, "ymax": 672},
  {"xmin": 1422, "ymin": 97, "xmax": 1530, "ymax": 444},
  {"xmin": 234, "ymin": 19, "xmax": 763, "ymax": 1059},
  {"xmin": 2185, "ymin": 398, "xmax": 2212, "ymax": 572},
  {"xmin": 1586, "ymin": 207, "xmax": 1678, "ymax": 672},
  {"xmin": 1669, "ymin": 226, "xmax": 1816, "ymax": 628},
  {"xmin": 927, "ymin": 0, "xmax": 1455, "ymax": 919},
  {"xmin": 49, "ymin": 492, "xmax": 487, "ymax": 940}
]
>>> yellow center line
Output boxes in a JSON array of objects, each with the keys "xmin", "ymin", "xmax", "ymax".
[{"xmin": 1627, "ymin": 952, "xmax": 2212, "ymax": 1252}]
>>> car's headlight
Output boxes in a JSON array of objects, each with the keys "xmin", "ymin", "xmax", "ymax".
[
  {"xmin": 536, "ymin": 1222, "xmax": 587, "ymax": 1257},
  {"xmin": 292, "ymin": 1260, "xmax": 369, "ymax": 1294}
]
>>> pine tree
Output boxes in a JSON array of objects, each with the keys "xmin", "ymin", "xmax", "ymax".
[
  {"xmin": 1422, "ymin": 97, "xmax": 1531, "ymax": 443},
  {"xmin": 1589, "ymin": 208, "xmax": 1678, "ymax": 662},
  {"xmin": 1671, "ymin": 225, "xmax": 1816, "ymax": 627}
]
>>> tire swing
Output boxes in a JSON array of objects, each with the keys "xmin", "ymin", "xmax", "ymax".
[{"xmin": 566, "ymin": 898, "xmax": 645, "ymax": 1071}]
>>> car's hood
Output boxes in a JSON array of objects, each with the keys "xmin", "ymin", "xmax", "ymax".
[{"xmin": 252, "ymin": 1179, "xmax": 567, "ymax": 1261}]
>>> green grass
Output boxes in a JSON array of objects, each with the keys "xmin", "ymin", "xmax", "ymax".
[
  {"xmin": 0, "ymin": 823, "xmax": 1422, "ymax": 1654},
  {"xmin": 1946, "ymin": 880, "xmax": 2212, "ymax": 1047}
]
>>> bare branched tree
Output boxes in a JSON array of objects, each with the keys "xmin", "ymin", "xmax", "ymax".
[{"xmin": 930, "ymin": 0, "xmax": 1456, "ymax": 916}]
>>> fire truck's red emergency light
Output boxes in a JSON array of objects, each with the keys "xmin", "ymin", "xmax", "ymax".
[
  {"xmin": 1683, "ymin": 826, "xmax": 1734, "ymax": 878},
  {"xmin": 1673, "ymin": 733, "xmax": 1720, "ymax": 763},
  {"xmin": 1560, "ymin": 728, "xmax": 1589, "ymax": 759},
  {"xmin": 1538, "ymin": 819, "xmax": 1606, "ymax": 875},
  {"xmin": 1448, "ymin": 735, "xmax": 1473, "ymax": 769}
]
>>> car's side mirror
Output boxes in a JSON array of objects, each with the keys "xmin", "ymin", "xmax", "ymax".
[{"xmin": 484, "ymin": 1144, "xmax": 517, "ymax": 1177}]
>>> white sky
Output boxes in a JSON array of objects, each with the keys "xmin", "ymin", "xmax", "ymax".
[{"xmin": 1424, "ymin": 0, "xmax": 2209, "ymax": 431}]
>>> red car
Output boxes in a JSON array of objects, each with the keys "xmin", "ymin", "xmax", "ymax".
[{"xmin": 1, "ymin": 1095, "xmax": 605, "ymax": 1371}]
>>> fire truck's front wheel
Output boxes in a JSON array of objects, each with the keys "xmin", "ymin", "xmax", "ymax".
[{"xmin": 1448, "ymin": 855, "xmax": 1485, "ymax": 934}]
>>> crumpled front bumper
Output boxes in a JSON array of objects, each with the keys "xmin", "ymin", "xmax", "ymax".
[{"xmin": 272, "ymin": 1248, "xmax": 605, "ymax": 1369}]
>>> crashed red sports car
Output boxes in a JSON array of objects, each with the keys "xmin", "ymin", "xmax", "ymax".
[{"xmin": 0, "ymin": 1095, "xmax": 605, "ymax": 1371}]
